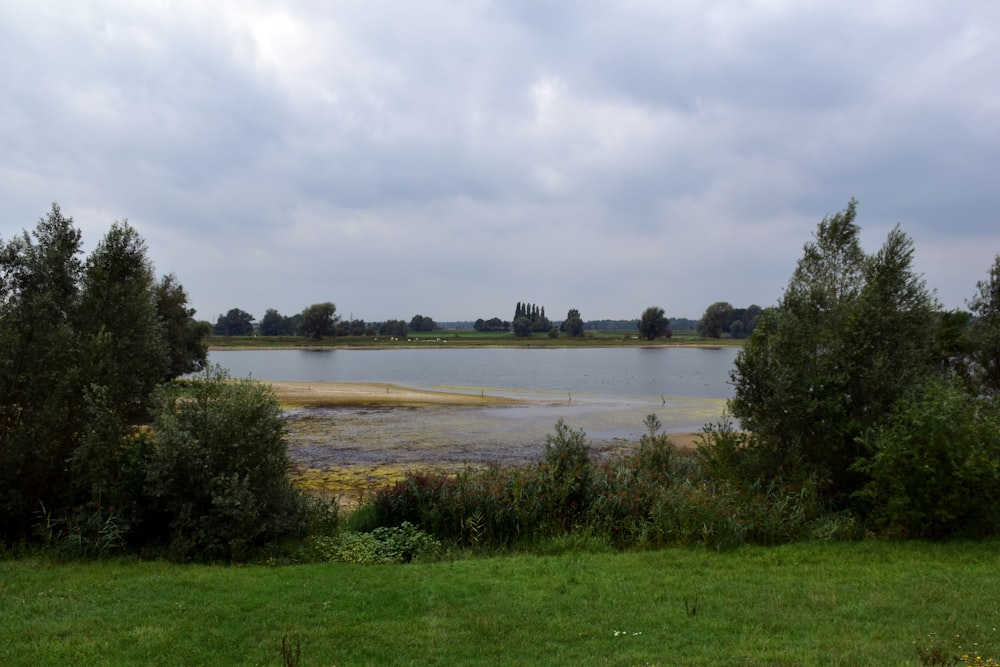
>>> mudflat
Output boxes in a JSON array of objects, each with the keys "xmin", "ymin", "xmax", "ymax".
[
  {"xmin": 268, "ymin": 380, "xmax": 522, "ymax": 408},
  {"xmin": 268, "ymin": 380, "xmax": 709, "ymax": 504}
]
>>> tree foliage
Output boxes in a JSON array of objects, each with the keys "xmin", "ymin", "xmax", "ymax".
[
  {"xmin": 133, "ymin": 368, "xmax": 311, "ymax": 561},
  {"xmin": 637, "ymin": 306, "xmax": 671, "ymax": 340},
  {"xmin": 474, "ymin": 317, "xmax": 509, "ymax": 333},
  {"xmin": 79, "ymin": 221, "xmax": 167, "ymax": 421},
  {"xmin": 560, "ymin": 308, "xmax": 584, "ymax": 337},
  {"xmin": 0, "ymin": 204, "xmax": 208, "ymax": 545},
  {"xmin": 513, "ymin": 302, "xmax": 551, "ymax": 336},
  {"xmin": 259, "ymin": 308, "xmax": 299, "ymax": 336},
  {"xmin": 697, "ymin": 301, "xmax": 733, "ymax": 339},
  {"xmin": 213, "ymin": 308, "xmax": 254, "ymax": 336},
  {"xmin": 298, "ymin": 302, "xmax": 338, "ymax": 340},
  {"xmin": 728, "ymin": 199, "xmax": 938, "ymax": 501},
  {"xmin": 378, "ymin": 319, "xmax": 408, "ymax": 337},
  {"xmin": 854, "ymin": 377, "xmax": 1000, "ymax": 538},
  {"xmin": 156, "ymin": 274, "xmax": 209, "ymax": 379},
  {"xmin": 967, "ymin": 254, "xmax": 1000, "ymax": 396},
  {"xmin": 409, "ymin": 314, "xmax": 437, "ymax": 332}
]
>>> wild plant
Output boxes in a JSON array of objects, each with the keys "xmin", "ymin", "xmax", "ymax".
[
  {"xmin": 308, "ymin": 522, "xmax": 442, "ymax": 563},
  {"xmin": 539, "ymin": 418, "xmax": 593, "ymax": 531}
]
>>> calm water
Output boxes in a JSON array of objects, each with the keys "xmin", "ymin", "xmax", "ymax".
[
  {"xmin": 208, "ymin": 347, "xmax": 739, "ymax": 400},
  {"xmin": 210, "ymin": 347, "xmax": 741, "ymax": 484}
]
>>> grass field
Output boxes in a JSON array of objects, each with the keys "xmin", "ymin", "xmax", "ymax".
[
  {"xmin": 3, "ymin": 539, "xmax": 998, "ymax": 666},
  {"xmin": 206, "ymin": 329, "xmax": 741, "ymax": 349}
]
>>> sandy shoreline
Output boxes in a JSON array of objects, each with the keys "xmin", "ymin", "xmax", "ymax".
[
  {"xmin": 268, "ymin": 380, "xmax": 522, "ymax": 408},
  {"xmin": 270, "ymin": 380, "xmax": 704, "ymax": 448}
]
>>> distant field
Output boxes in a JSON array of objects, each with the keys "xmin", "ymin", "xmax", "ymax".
[
  {"xmin": 208, "ymin": 328, "xmax": 741, "ymax": 349},
  {"xmin": 3, "ymin": 540, "xmax": 997, "ymax": 666}
]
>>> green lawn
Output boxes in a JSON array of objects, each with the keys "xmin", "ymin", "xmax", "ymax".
[{"xmin": 2, "ymin": 540, "xmax": 997, "ymax": 666}]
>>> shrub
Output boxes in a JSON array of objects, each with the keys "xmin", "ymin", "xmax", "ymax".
[
  {"xmin": 853, "ymin": 377, "xmax": 1000, "ymax": 539},
  {"xmin": 308, "ymin": 522, "xmax": 442, "ymax": 564},
  {"xmin": 367, "ymin": 464, "xmax": 548, "ymax": 549},
  {"xmin": 540, "ymin": 418, "xmax": 593, "ymax": 530},
  {"xmin": 361, "ymin": 417, "xmax": 838, "ymax": 551},
  {"xmin": 132, "ymin": 367, "xmax": 312, "ymax": 561}
]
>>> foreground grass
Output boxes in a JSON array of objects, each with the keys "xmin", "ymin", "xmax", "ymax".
[{"xmin": 2, "ymin": 540, "xmax": 998, "ymax": 666}]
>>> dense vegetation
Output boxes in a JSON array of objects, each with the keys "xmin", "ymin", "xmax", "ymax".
[
  {"xmin": 3, "ymin": 199, "xmax": 1000, "ymax": 566},
  {"xmin": 0, "ymin": 205, "xmax": 322, "ymax": 559},
  {"xmin": 356, "ymin": 200, "xmax": 1000, "ymax": 548},
  {"xmin": 696, "ymin": 301, "xmax": 762, "ymax": 338}
]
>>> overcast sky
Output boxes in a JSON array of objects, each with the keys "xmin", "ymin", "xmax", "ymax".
[{"xmin": 2, "ymin": 2, "xmax": 997, "ymax": 323}]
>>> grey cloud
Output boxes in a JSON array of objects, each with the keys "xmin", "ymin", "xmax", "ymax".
[{"xmin": 1, "ymin": 1, "xmax": 997, "ymax": 321}]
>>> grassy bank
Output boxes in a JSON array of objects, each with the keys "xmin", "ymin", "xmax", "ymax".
[
  {"xmin": 207, "ymin": 329, "xmax": 743, "ymax": 349},
  {"xmin": 3, "ymin": 540, "xmax": 998, "ymax": 666}
]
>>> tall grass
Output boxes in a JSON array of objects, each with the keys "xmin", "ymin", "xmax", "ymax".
[{"xmin": 362, "ymin": 417, "xmax": 850, "ymax": 551}]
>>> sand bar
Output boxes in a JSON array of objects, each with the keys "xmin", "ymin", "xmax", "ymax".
[{"xmin": 268, "ymin": 380, "xmax": 522, "ymax": 408}]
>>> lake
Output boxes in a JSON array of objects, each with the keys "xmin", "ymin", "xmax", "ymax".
[
  {"xmin": 207, "ymin": 347, "xmax": 741, "ymax": 498},
  {"xmin": 208, "ymin": 346, "xmax": 739, "ymax": 400}
]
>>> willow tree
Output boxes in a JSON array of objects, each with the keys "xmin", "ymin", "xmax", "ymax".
[{"xmin": 728, "ymin": 199, "xmax": 938, "ymax": 502}]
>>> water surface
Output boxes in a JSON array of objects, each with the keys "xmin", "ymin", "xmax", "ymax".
[{"xmin": 209, "ymin": 347, "xmax": 740, "ymax": 496}]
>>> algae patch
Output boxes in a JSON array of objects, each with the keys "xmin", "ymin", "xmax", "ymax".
[{"xmin": 283, "ymin": 395, "xmax": 727, "ymax": 505}]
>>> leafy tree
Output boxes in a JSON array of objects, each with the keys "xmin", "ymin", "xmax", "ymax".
[
  {"xmin": 213, "ymin": 308, "xmax": 254, "ymax": 336},
  {"xmin": 0, "ymin": 205, "xmax": 204, "ymax": 544},
  {"xmin": 0, "ymin": 204, "xmax": 87, "ymax": 539},
  {"xmin": 727, "ymin": 199, "xmax": 938, "ymax": 502},
  {"xmin": 298, "ymin": 302, "xmax": 338, "ymax": 340},
  {"xmin": 697, "ymin": 301, "xmax": 734, "ymax": 339},
  {"xmin": 156, "ymin": 274, "xmax": 209, "ymax": 379},
  {"xmin": 259, "ymin": 308, "xmax": 299, "ymax": 336},
  {"xmin": 724, "ymin": 305, "xmax": 761, "ymax": 339},
  {"xmin": 474, "ymin": 317, "xmax": 509, "ymax": 332},
  {"xmin": 79, "ymin": 221, "xmax": 168, "ymax": 422},
  {"xmin": 513, "ymin": 302, "xmax": 551, "ymax": 334},
  {"xmin": 637, "ymin": 306, "xmax": 671, "ymax": 340},
  {"xmin": 378, "ymin": 319, "xmax": 408, "ymax": 337},
  {"xmin": 409, "ymin": 314, "xmax": 437, "ymax": 332},
  {"xmin": 532, "ymin": 307, "xmax": 552, "ymax": 333},
  {"xmin": 561, "ymin": 308, "xmax": 585, "ymax": 337},
  {"xmin": 512, "ymin": 315, "xmax": 533, "ymax": 337},
  {"xmin": 967, "ymin": 255, "xmax": 1000, "ymax": 396}
]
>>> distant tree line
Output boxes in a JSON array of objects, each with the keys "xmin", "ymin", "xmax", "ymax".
[
  {"xmin": 474, "ymin": 317, "xmax": 510, "ymax": 332},
  {"xmin": 213, "ymin": 306, "xmax": 438, "ymax": 340},
  {"xmin": 696, "ymin": 303, "xmax": 762, "ymax": 339}
]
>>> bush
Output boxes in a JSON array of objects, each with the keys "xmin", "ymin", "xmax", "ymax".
[
  {"xmin": 360, "ymin": 417, "xmax": 837, "ymax": 552},
  {"xmin": 540, "ymin": 418, "xmax": 593, "ymax": 530},
  {"xmin": 854, "ymin": 377, "xmax": 1000, "ymax": 539},
  {"xmin": 132, "ymin": 367, "xmax": 312, "ymax": 561},
  {"xmin": 307, "ymin": 522, "xmax": 442, "ymax": 564}
]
